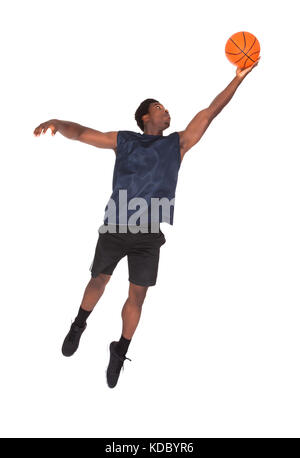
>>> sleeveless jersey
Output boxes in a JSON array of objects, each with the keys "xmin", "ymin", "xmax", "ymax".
[{"xmin": 103, "ymin": 130, "xmax": 181, "ymax": 227}]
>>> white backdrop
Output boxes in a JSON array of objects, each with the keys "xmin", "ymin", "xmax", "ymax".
[{"xmin": 1, "ymin": 0, "xmax": 299, "ymax": 438}]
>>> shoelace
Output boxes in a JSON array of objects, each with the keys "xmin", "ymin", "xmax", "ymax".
[{"xmin": 113, "ymin": 351, "xmax": 132, "ymax": 372}]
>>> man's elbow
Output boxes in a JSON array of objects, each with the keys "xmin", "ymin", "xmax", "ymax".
[{"xmin": 204, "ymin": 107, "xmax": 218, "ymax": 122}]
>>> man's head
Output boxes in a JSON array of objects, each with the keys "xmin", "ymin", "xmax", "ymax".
[{"xmin": 134, "ymin": 98, "xmax": 171, "ymax": 133}]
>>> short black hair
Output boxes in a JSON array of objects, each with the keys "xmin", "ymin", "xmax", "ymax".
[{"xmin": 134, "ymin": 98, "xmax": 159, "ymax": 132}]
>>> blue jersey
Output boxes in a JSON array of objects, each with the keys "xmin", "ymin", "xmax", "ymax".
[{"xmin": 103, "ymin": 130, "xmax": 181, "ymax": 226}]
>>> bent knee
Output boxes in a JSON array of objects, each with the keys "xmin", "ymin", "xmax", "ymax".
[
  {"xmin": 128, "ymin": 283, "xmax": 148, "ymax": 306},
  {"xmin": 91, "ymin": 272, "xmax": 111, "ymax": 287}
]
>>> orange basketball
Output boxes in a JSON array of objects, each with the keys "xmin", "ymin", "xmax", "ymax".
[{"xmin": 225, "ymin": 31, "xmax": 260, "ymax": 69}]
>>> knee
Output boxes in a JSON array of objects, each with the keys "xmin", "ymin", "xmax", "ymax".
[
  {"xmin": 91, "ymin": 272, "xmax": 111, "ymax": 289},
  {"xmin": 128, "ymin": 284, "xmax": 148, "ymax": 307}
]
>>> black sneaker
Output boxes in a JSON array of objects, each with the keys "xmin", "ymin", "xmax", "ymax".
[
  {"xmin": 106, "ymin": 341, "xmax": 132, "ymax": 388},
  {"xmin": 61, "ymin": 321, "xmax": 87, "ymax": 357}
]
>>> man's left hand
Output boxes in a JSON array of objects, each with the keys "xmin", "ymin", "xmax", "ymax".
[{"xmin": 236, "ymin": 56, "xmax": 261, "ymax": 79}]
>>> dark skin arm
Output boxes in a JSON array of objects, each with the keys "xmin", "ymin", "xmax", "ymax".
[
  {"xmin": 33, "ymin": 119, "xmax": 118, "ymax": 151},
  {"xmin": 179, "ymin": 57, "xmax": 261, "ymax": 159}
]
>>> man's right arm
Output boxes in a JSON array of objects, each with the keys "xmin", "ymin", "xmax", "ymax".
[{"xmin": 33, "ymin": 119, "xmax": 118, "ymax": 151}]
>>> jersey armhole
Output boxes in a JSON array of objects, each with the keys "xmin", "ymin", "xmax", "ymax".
[{"xmin": 175, "ymin": 132, "xmax": 181, "ymax": 167}]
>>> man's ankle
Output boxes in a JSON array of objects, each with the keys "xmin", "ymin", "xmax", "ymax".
[{"xmin": 73, "ymin": 306, "xmax": 92, "ymax": 327}]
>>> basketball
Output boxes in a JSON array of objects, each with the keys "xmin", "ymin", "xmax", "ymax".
[{"xmin": 225, "ymin": 31, "xmax": 260, "ymax": 69}]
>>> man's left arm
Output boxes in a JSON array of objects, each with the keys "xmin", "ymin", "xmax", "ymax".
[{"xmin": 179, "ymin": 57, "xmax": 261, "ymax": 158}]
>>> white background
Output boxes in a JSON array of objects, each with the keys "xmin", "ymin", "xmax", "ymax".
[{"xmin": 1, "ymin": 0, "xmax": 299, "ymax": 438}]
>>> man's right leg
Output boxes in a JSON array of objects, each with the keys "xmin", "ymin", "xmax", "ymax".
[
  {"xmin": 79, "ymin": 272, "xmax": 111, "ymax": 312},
  {"xmin": 62, "ymin": 272, "xmax": 111, "ymax": 356}
]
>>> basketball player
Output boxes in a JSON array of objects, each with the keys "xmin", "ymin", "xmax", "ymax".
[{"xmin": 33, "ymin": 57, "xmax": 260, "ymax": 388}]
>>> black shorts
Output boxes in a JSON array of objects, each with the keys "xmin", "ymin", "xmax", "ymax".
[{"xmin": 89, "ymin": 225, "xmax": 166, "ymax": 287}]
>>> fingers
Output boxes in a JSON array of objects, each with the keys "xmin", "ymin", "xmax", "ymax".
[
  {"xmin": 33, "ymin": 125, "xmax": 43, "ymax": 136},
  {"xmin": 254, "ymin": 56, "xmax": 261, "ymax": 67},
  {"xmin": 33, "ymin": 121, "xmax": 55, "ymax": 136},
  {"xmin": 33, "ymin": 123, "xmax": 46, "ymax": 136},
  {"xmin": 247, "ymin": 56, "xmax": 261, "ymax": 72}
]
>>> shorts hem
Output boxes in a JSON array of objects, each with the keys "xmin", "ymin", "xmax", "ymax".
[
  {"xmin": 128, "ymin": 278, "xmax": 156, "ymax": 287},
  {"xmin": 91, "ymin": 269, "xmax": 113, "ymax": 278}
]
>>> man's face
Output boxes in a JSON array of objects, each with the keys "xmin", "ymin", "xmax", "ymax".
[{"xmin": 144, "ymin": 102, "xmax": 171, "ymax": 129}]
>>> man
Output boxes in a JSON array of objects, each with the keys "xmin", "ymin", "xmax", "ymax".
[{"xmin": 33, "ymin": 58, "xmax": 260, "ymax": 388}]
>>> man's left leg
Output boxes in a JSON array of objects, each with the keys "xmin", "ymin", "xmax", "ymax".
[
  {"xmin": 114, "ymin": 282, "xmax": 149, "ymax": 357},
  {"xmin": 121, "ymin": 282, "xmax": 148, "ymax": 339},
  {"xmin": 106, "ymin": 234, "xmax": 164, "ymax": 388},
  {"xmin": 106, "ymin": 282, "xmax": 149, "ymax": 388}
]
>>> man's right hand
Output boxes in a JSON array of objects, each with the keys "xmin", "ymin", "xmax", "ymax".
[
  {"xmin": 33, "ymin": 119, "xmax": 60, "ymax": 137},
  {"xmin": 33, "ymin": 119, "xmax": 118, "ymax": 150}
]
